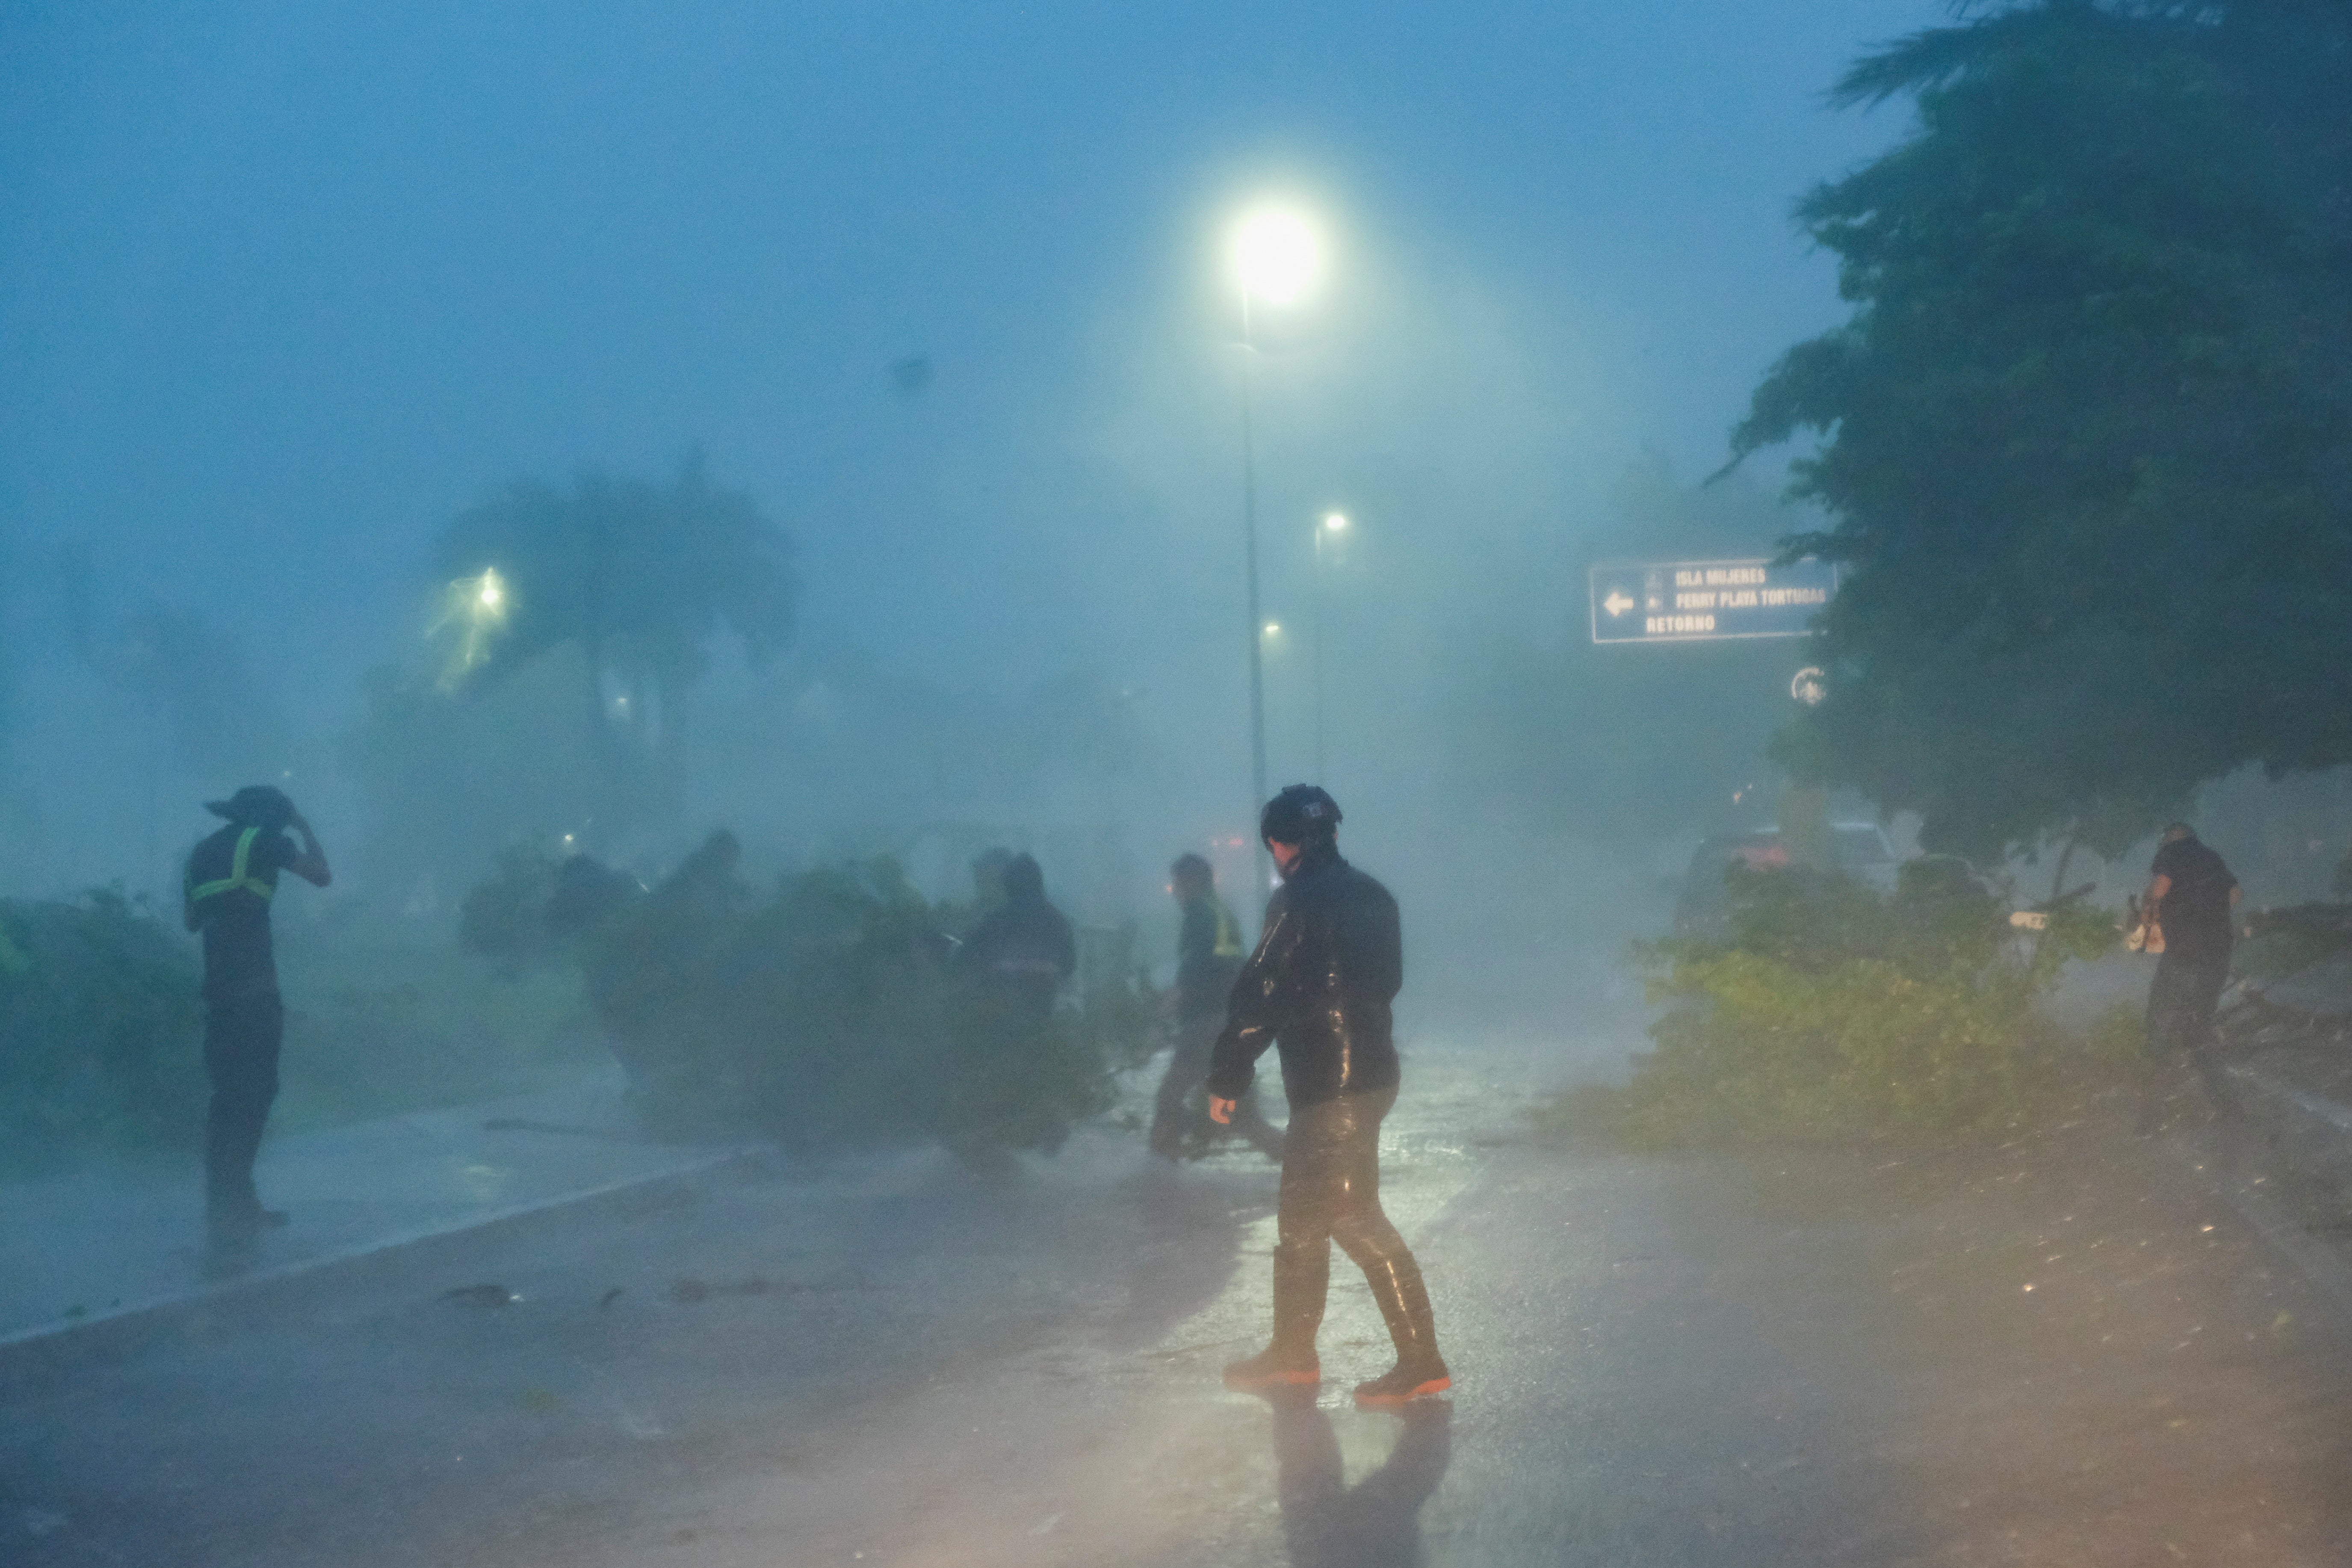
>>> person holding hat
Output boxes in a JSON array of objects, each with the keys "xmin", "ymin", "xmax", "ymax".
[
  {"xmin": 1208, "ymin": 785, "xmax": 1451, "ymax": 1409},
  {"xmin": 183, "ymin": 785, "xmax": 331, "ymax": 1249}
]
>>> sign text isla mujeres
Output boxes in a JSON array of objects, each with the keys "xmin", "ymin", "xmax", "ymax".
[{"xmin": 1588, "ymin": 558, "xmax": 1837, "ymax": 645}]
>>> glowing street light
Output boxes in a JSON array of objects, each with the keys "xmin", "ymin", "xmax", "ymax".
[
  {"xmin": 1231, "ymin": 208, "xmax": 1324, "ymax": 311},
  {"xmin": 432, "ymin": 566, "xmax": 512, "ymax": 690},
  {"xmin": 1227, "ymin": 200, "xmax": 1328, "ymax": 907},
  {"xmin": 1263, "ymin": 621, "xmax": 1282, "ymax": 638}
]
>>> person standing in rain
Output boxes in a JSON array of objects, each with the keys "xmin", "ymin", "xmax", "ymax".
[
  {"xmin": 956, "ymin": 852, "xmax": 1076, "ymax": 1021},
  {"xmin": 1209, "ymin": 785, "xmax": 1450, "ymax": 1409},
  {"xmin": 2140, "ymin": 821, "xmax": 2242, "ymax": 1128},
  {"xmin": 1151, "ymin": 852, "xmax": 1282, "ymax": 1162},
  {"xmin": 182, "ymin": 785, "xmax": 331, "ymax": 1251}
]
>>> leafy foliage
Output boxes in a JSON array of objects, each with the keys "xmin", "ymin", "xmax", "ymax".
[
  {"xmin": 0, "ymin": 891, "xmax": 204, "ymax": 1171},
  {"xmin": 1734, "ymin": 0, "xmax": 2352, "ymax": 860},
  {"xmin": 349, "ymin": 456, "xmax": 797, "ymax": 900},
  {"xmin": 1563, "ymin": 860, "xmax": 2119, "ymax": 1146},
  {"xmin": 570, "ymin": 841, "xmax": 1141, "ymax": 1158},
  {"xmin": 433, "ymin": 453, "xmax": 795, "ymax": 770}
]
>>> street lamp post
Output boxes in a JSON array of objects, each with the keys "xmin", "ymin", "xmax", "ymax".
[
  {"xmin": 1241, "ymin": 342, "xmax": 1269, "ymax": 899},
  {"xmin": 1313, "ymin": 512, "xmax": 1346, "ymax": 783},
  {"xmin": 1229, "ymin": 206, "xmax": 1323, "ymax": 904}
]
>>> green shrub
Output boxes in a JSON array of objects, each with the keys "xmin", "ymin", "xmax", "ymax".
[
  {"xmin": 581, "ymin": 844, "xmax": 1143, "ymax": 1158},
  {"xmin": 0, "ymin": 890, "xmax": 205, "ymax": 1171},
  {"xmin": 1559, "ymin": 859, "xmax": 2119, "ymax": 1147}
]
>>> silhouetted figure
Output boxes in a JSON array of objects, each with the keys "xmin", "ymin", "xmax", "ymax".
[
  {"xmin": 1151, "ymin": 852, "xmax": 1282, "ymax": 1161},
  {"xmin": 2140, "ymin": 821, "xmax": 2242, "ymax": 1130},
  {"xmin": 182, "ymin": 785, "xmax": 331, "ymax": 1252},
  {"xmin": 956, "ymin": 852, "xmax": 1075, "ymax": 1021},
  {"xmin": 1211, "ymin": 786, "xmax": 1451, "ymax": 1410},
  {"xmin": 1267, "ymin": 1390, "xmax": 1452, "ymax": 1568}
]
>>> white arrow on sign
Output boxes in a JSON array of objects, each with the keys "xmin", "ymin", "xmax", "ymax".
[{"xmin": 1602, "ymin": 590, "xmax": 1635, "ymax": 617}]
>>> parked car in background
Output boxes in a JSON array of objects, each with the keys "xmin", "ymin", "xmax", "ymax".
[{"xmin": 1672, "ymin": 821, "xmax": 1901, "ymax": 939}]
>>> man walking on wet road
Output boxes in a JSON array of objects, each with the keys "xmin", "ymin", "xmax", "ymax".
[
  {"xmin": 183, "ymin": 785, "xmax": 331, "ymax": 1252},
  {"xmin": 1151, "ymin": 852, "xmax": 1283, "ymax": 1161},
  {"xmin": 1209, "ymin": 785, "xmax": 1450, "ymax": 1409},
  {"xmin": 2140, "ymin": 821, "xmax": 2241, "ymax": 1128}
]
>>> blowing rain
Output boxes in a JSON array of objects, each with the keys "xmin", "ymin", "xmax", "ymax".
[{"xmin": 4, "ymin": 2, "xmax": 2352, "ymax": 1564}]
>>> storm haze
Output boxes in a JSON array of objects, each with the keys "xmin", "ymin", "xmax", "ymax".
[{"xmin": 1, "ymin": 1, "xmax": 1932, "ymax": 983}]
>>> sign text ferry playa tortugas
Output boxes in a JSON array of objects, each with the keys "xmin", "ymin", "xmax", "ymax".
[{"xmin": 1587, "ymin": 558, "xmax": 1838, "ymax": 645}]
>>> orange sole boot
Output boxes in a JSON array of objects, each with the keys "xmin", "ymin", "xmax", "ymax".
[{"xmin": 1352, "ymin": 1363, "xmax": 1451, "ymax": 1408}]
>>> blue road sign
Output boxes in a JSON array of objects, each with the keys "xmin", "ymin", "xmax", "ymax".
[{"xmin": 1588, "ymin": 558, "xmax": 1837, "ymax": 644}]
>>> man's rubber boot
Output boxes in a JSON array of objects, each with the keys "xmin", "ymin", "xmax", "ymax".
[
  {"xmin": 1356, "ymin": 1252, "xmax": 1450, "ymax": 1407},
  {"xmin": 1223, "ymin": 1344, "xmax": 1320, "ymax": 1391},
  {"xmin": 1226, "ymin": 1240, "xmax": 1327, "ymax": 1391},
  {"xmin": 1353, "ymin": 1359, "xmax": 1452, "ymax": 1408}
]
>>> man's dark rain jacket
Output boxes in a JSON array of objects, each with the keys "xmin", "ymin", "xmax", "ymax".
[{"xmin": 1205, "ymin": 845, "xmax": 1401, "ymax": 1109}]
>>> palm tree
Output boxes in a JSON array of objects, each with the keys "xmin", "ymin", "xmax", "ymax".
[{"xmin": 431, "ymin": 452, "xmax": 797, "ymax": 806}]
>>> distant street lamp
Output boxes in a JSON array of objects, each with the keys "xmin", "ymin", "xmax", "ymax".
[
  {"xmin": 433, "ymin": 566, "xmax": 511, "ymax": 690},
  {"xmin": 1229, "ymin": 204, "xmax": 1326, "ymax": 898}
]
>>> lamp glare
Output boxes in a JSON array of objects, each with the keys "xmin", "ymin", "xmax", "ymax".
[{"xmin": 1232, "ymin": 210, "xmax": 1322, "ymax": 307}]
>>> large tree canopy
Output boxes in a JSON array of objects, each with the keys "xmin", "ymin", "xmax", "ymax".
[
  {"xmin": 1735, "ymin": 0, "xmax": 2352, "ymax": 859},
  {"xmin": 432, "ymin": 453, "xmax": 797, "ymax": 760}
]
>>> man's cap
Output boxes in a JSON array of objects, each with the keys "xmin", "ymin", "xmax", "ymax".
[
  {"xmin": 1260, "ymin": 784, "xmax": 1341, "ymax": 845},
  {"xmin": 205, "ymin": 785, "xmax": 295, "ymax": 830},
  {"xmin": 2161, "ymin": 821, "xmax": 2195, "ymax": 843},
  {"xmin": 1170, "ymin": 851, "xmax": 1214, "ymax": 882}
]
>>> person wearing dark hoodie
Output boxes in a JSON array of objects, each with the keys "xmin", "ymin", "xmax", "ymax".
[
  {"xmin": 957, "ymin": 852, "xmax": 1076, "ymax": 1021},
  {"xmin": 1152, "ymin": 851, "xmax": 1283, "ymax": 1161},
  {"xmin": 1209, "ymin": 785, "xmax": 1450, "ymax": 1410},
  {"xmin": 181, "ymin": 785, "xmax": 331, "ymax": 1251}
]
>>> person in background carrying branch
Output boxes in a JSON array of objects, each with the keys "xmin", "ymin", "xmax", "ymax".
[
  {"xmin": 183, "ymin": 785, "xmax": 331, "ymax": 1253},
  {"xmin": 2139, "ymin": 821, "xmax": 2241, "ymax": 1132},
  {"xmin": 1150, "ymin": 852, "xmax": 1283, "ymax": 1162},
  {"xmin": 956, "ymin": 852, "xmax": 1076, "ymax": 1023}
]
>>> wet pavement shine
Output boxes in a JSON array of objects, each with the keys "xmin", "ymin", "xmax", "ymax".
[{"xmin": 6, "ymin": 1048, "xmax": 2352, "ymax": 1566}]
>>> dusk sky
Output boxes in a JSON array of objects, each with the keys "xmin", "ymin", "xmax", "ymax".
[
  {"xmin": 2, "ymin": 1, "xmax": 1942, "ymax": 695},
  {"xmin": 2, "ymin": 0, "xmax": 1947, "ymax": 903}
]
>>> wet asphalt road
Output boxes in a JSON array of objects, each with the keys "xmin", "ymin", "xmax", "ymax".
[{"xmin": 7, "ymin": 1051, "xmax": 2352, "ymax": 1566}]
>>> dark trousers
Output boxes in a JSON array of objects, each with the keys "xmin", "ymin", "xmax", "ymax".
[
  {"xmin": 1151, "ymin": 1012, "xmax": 1285, "ymax": 1159},
  {"xmin": 1272, "ymin": 1088, "xmax": 1442, "ymax": 1370},
  {"xmin": 204, "ymin": 990, "xmax": 284, "ymax": 1220},
  {"xmin": 2146, "ymin": 949, "xmax": 2228, "ymax": 1059},
  {"xmin": 2144, "ymin": 950, "xmax": 2233, "ymax": 1118}
]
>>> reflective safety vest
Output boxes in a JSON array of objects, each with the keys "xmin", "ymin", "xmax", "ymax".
[
  {"xmin": 1211, "ymin": 896, "xmax": 1245, "ymax": 959},
  {"xmin": 189, "ymin": 827, "xmax": 277, "ymax": 908}
]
